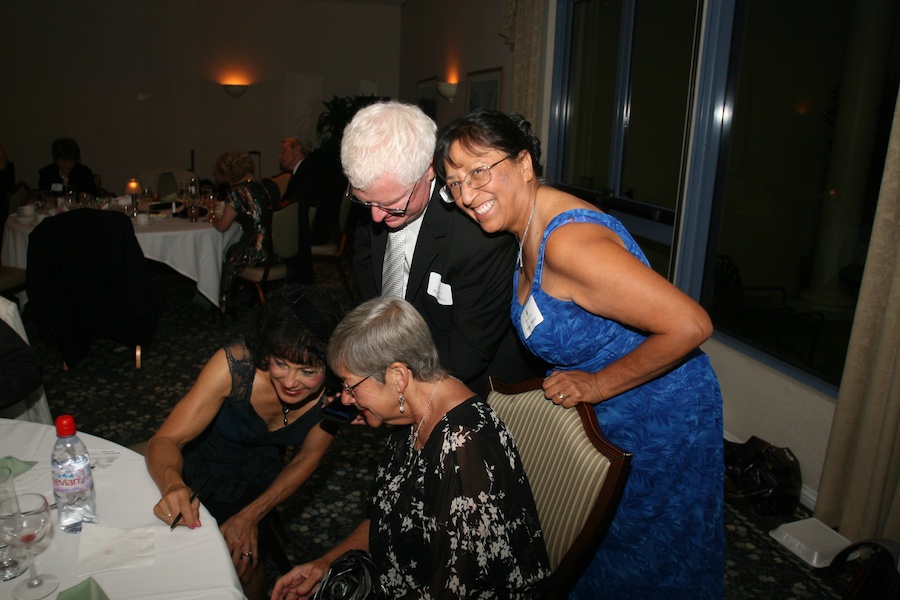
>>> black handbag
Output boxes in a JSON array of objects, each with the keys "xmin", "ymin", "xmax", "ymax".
[
  {"xmin": 312, "ymin": 550, "xmax": 387, "ymax": 600},
  {"xmin": 724, "ymin": 436, "xmax": 802, "ymax": 515},
  {"xmin": 827, "ymin": 539, "xmax": 900, "ymax": 599}
]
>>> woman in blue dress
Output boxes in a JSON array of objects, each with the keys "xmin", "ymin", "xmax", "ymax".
[{"xmin": 434, "ymin": 110, "xmax": 724, "ymax": 599}]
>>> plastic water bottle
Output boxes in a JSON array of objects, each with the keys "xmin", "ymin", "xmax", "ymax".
[{"xmin": 51, "ymin": 414, "xmax": 98, "ymax": 533}]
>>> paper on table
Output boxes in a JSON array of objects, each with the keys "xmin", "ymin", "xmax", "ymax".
[
  {"xmin": 57, "ymin": 576, "xmax": 111, "ymax": 600},
  {"xmin": 77, "ymin": 524, "xmax": 156, "ymax": 575}
]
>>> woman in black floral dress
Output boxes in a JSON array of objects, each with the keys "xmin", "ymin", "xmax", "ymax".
[
  {"xmin": 211, "ymin": 151, "xmax": 278, "ymax": 314},
  {"xmin": 272, "ymin": 297, "xmax": 552, "ymax": 600}
]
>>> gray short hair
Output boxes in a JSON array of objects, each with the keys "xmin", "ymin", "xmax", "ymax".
[
  {"xmin": 327, "ymin": 297, "xmax": 444, "ymax": 382},
  {"xmin": 340, "ymin": 101, "xmax": 436, "ymax": 190}
]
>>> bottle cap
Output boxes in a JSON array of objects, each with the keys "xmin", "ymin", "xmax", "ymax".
[{"xmin": 55, "ymin": 414, "xmax": 77, "ymax": 437}]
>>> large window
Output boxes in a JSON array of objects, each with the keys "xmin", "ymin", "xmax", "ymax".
[{"xmin": 550, "ymin": 0, "xmax": 900, "ymax": 386}]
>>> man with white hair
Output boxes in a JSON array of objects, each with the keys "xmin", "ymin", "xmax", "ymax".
[{"xmin": 343, "ymin": 101, "xmax": 542, "ymax": 393}]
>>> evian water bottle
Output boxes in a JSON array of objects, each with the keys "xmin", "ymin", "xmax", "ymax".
[{"xmin": 51, "ymin": 414, "xmax": 98, "ymax": 533}]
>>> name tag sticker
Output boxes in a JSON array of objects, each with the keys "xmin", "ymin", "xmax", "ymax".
[
  {"xmin": 51, "ymin": 183, "xmax": 63, "ymax": 192},
  {"xmin": 427, "ymin": 272, "xmax": 453, "ymax": 306},
  {"xmin": 520, "ymin": 295, "xmax": 543, "ymax": 338}
]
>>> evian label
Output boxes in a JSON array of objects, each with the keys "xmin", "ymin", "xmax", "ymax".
[{"xmin": 52, "ymin": 467, "xmax": 94, "ymax": 494}]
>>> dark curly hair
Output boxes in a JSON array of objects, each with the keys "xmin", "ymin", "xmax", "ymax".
[
  {"xmin": 244, "ymin": 285, "xmax": 346, "ymax": 372},
  {"xmin": 434, "ymin": 109, "xmax": 543, "ymax": 181}
]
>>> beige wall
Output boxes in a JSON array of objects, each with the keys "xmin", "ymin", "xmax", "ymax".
[
  {"xmin": 2, "ymin": 0, "xmax": 401, "ymax": 191},
  {"xmin": 399, "ymin": 0, "xmax": 514, "ymax": 128}
]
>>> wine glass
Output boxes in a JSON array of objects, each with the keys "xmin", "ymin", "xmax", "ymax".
[
  {"xmin": 0, "ymin": 468, "xmax": 25, "ymax": 581},
  {"xmin": 0, "ymin": 494, "xmax": 58, "ymax": 600}
]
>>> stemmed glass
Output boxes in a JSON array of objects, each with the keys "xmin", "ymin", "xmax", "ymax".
[
  {"xmin": 0, "ymin": 494, "xmax": 58, "ymax": 600},
  {"xmin": 0, "ymin": 468, "xmax": 25, "ymax": 581}
]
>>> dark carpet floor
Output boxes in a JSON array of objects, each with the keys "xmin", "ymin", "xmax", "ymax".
[{"xmin": 15, "ymin": 259, "xmax": 858, "ymax": 598}]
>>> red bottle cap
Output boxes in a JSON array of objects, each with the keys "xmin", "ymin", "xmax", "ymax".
[{"xmin": 55, "ymin": 414, "xmax": 77, "ymax": 437}]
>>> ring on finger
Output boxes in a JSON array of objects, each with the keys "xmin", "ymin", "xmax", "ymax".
[
  {"xmin": 242, "ymin": 552, "xmax": 252, "ymax": 558},
  {"xmin": 557, "ymin": 392, "xmax": 565, "ymax": 400}
]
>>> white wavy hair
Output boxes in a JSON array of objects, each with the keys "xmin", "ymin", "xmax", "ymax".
[{"xmin": 340, "ymin": 101, "xmax": 437, "ymax": 189}]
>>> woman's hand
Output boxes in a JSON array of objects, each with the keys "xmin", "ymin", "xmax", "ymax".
[
  {"xmin": 153, "ymin": 483, "xmax": 200, "ymax": 528},
  {"xmin": 271, "ymin": 559, "xmax": 330, "ymax": 600},
  {"xmin": 543, "ymin": 369, "xmax": 606, "ymax": 407},
  {"xmin": 220, "ymin": 511, "xmax": 260, "ymax": 577}
]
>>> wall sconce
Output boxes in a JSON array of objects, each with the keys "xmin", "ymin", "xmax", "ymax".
[
  {"xmin": 436, "ymin": 82, "xmax": 458, "ymax": 103},
  {"xmin": 222, "ymin": 84, "xmax": 249, "ymax": 98}
]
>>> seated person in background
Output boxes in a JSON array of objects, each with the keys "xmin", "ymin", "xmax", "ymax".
[
  {"xmin": 210, "ymin": 150, "xmax": 279, "ymax": 314},
  {"xmin": 272, "ymin": 296, "xmax": 552, "ymax": 600},
  {"xmin": 275, "ymin": 137, "xmax": 324, "ymax": 283},
  {"xmin": 37, "ymin": 137, "xmax": 99, "ymax": 197},
  {"xmin": 145, "ymin": 285, "xmax": 346, "ymax": 600},
  {"xmin": 0, "ymin": 319, "xmax": 42, "ymax": 409}
]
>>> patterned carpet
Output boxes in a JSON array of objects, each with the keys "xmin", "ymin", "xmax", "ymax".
[{"xmin": 16, "ymin": 259, "xmax": 857, "ymax": 598}]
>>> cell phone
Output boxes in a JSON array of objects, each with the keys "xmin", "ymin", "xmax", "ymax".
[{"xmin": 321, "ymin": 399, "xmax": 361, "ymax": 424}]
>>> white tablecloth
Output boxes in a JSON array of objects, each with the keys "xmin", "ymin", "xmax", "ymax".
[
  {"xmin": 1, "ymin": 212, "xmax": 241, "ymax": 306},
  {"xmin": 0, "ymin": 419, "xmax": 245, "ymax": 599}
]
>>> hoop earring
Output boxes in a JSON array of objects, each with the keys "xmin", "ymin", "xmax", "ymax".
[{"xmin": 398, "ymin": 393, "xmax": 405, "ymax": 413}]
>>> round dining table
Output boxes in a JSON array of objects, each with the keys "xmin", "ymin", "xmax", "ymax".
[
  {"xmin": 0, "ymin": 418, "xmax": 244, "ymax": 599},
  {"xmin": 1, "ymin": 209, "xmax": 241, "ymax": 307}
]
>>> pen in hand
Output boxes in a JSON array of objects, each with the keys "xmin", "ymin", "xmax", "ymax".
[{"xmin": 170, "ymin": 475, "xmax": 210, "ymax": 531}]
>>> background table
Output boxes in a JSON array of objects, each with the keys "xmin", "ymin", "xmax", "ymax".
[
  {"xmin": 2, "ymin": 212, "xmax": 241, "ymax": 306},
  {"xmin": 0, "ymin": 419, "xmax": 244, "ymax": 599}
]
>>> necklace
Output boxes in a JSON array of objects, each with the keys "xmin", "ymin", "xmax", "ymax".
[
  {"xmin": 517, "ymin": 198, "xmax": 537, "ymax": 271},
  {"xmin": 410, "ymin": 375, "xmax": 444, "ymax": 455},
  {"xmin": 281, "ymin": 389, "xmax": 324, "ymax": 426}
]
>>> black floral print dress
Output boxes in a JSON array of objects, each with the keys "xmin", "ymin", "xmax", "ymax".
[
  {"xmin": 368, "ymin": 396, "xmax": 551, "ymax": 599},
  {"xmin": 219, "ymin": 179, "xmax": 275, "ymax": 307}
]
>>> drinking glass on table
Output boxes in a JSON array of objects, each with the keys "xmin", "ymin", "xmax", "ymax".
[
  {"xmin": 0, "ymin": 468, "xmax": 25, "ymax": 582},
  {"xmin": 0, "ymin": 493, "xmax": 58, "ymax": 600}
]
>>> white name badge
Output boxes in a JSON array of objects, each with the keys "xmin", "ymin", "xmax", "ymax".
[
  {"xmin": 51, "ymin": 183, "xmax": 64, "ymax": 192},
  {"xmin": 427, "ymin": 272, "xmax": 453, "ymax": 306},
  {"xmin": 520, "ymin": 295, "xmax": 544, "ymax": 338}
]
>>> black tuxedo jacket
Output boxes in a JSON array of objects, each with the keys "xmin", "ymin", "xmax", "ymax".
[
  {"xmin": 279, "ymin": 159, "xmax": 324, "ymax": 283},
  {"xmin": 355, "ymin": 188, "xmax": 543, "ymax": 393}
]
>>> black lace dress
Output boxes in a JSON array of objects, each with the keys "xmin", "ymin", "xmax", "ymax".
[{"xmin": 368, "ymin": 396, "xmax": 552, "ymax": 599}]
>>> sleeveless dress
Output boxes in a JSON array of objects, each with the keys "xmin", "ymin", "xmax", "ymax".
[
  {"xmin": 182, "ymin": 341, "xmax": 323, "ymax": 520},
  {"xmin": 511, "ymin": 209, "xmax": 725, "ymax": 599}
]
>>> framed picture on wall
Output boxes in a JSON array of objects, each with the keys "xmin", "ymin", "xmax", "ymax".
[
  {"xmin": 466, "ymin": 68, "xmax": 502, "ymax": 112},
  {"xmin": 417, "ymin": 76, "xmax": 438, "ymax": 120}
]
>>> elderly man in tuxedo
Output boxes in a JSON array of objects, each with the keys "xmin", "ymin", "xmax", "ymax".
[{"xmin": 343, "ymin": 101, "xmax": 542, "ymax": 394}]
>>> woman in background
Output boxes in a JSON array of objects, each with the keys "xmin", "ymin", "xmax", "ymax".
[
  {"xmin": 211, "ymin": 150, "xmax": 279, "ymax": 315},
  {"xmin": 434, "ymin": 109, "xmax": 725, "ymax": 599}
]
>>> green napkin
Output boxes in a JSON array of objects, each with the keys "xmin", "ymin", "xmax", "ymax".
[
  {"xmin": 57, "ymin": 577, "xmax": 111, "ymax": 600},
  {"xmin": 0, "ymin": 456, "xmax": 37, "ymax": 477}
]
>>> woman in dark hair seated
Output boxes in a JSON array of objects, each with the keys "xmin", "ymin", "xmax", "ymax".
[
  {"xmin": 272, "ymin": 296, "xmax": 551, "ymax": 600},
  {"xmin": 146, "ymin": 284, "xmax": 345, "ymax": 600}
]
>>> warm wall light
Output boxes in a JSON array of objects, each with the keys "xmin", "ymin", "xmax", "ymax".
[
  {"xmin": 436, "ymin": 82, "xmax": 458, "ymax": 103},
  {"xmin": 222, "ymin": 84, "xmax": 249, "ymax": 98},
  {"xmin": 125, "ymin": 178, "xmax": 141, "ymax": 196}
]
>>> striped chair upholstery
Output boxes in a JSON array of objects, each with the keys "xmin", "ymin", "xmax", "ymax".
[{"xmin": 486, "ymin": 377, "xmax": 631, "ymax": 598}]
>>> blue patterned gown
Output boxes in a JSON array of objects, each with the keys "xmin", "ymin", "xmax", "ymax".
[{"xmin": 511, "ymin": 209, "xmax": 724, "ymax": 599}]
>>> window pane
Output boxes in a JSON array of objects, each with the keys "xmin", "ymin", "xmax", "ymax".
[
  {"xmin": 621, "ymin": 0, "xmax": 698, "ymax": 212},
  {"xmin": 708, "ymin": 0, "xmax": 898, "ymax": 385},
  {"xmin": 561, "ymin": 0, "xmax": 621, "ymax": 190}
]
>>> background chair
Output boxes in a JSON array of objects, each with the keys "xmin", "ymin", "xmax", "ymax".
[
  {"xmin": 713, "ymin": 254, "xmax": 825, "ymax": 365},
  {"xmin": 237, "ymin": 201, "xmax": 300, "ymax": 304},
  {"xmin": 485, "ymin": 377, "xmax": 632, "ymax": 599},
  {"xmin": 138, "ymin": 167, "xmax": 196, "ymax": 199},
  {"xmin": 26, "ymin": 210, "xmax": 157, "ymax": 368},
  {"xmin": 311, "ymin": 192, "xmax": 355, "ymax": 300}
]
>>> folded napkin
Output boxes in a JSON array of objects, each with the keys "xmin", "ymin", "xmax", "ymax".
[
  {"xmin": 57, "ymin": 576, "xmax": 111, "ymax": 600},
  {"xmin": 0, "ymin": 455, "xmax": 37, "ymax": 477},
  {"xmin": 77, "ymin": 524, "xmax": 156, "ymax": 576}
]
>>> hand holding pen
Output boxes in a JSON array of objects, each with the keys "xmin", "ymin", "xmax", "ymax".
[{"xmin": 169, "ymin": 475, "xmax": 210, "ymax": 531}]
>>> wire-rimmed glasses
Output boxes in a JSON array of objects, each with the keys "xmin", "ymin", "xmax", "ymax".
[
  {"xmin": 0, "ymin": 493, "xmax": 58, "ymax": 599},
  {"xmin": 439, "ymin": 155, "xmax": 512, "ymax": 203},
  {"xmin": 344, "ymin": 176, "xmax": 420, "ymax": 216},
  {"xmin": 341, "ymin": 375, "xmax": 371, "ymax": 399}
]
